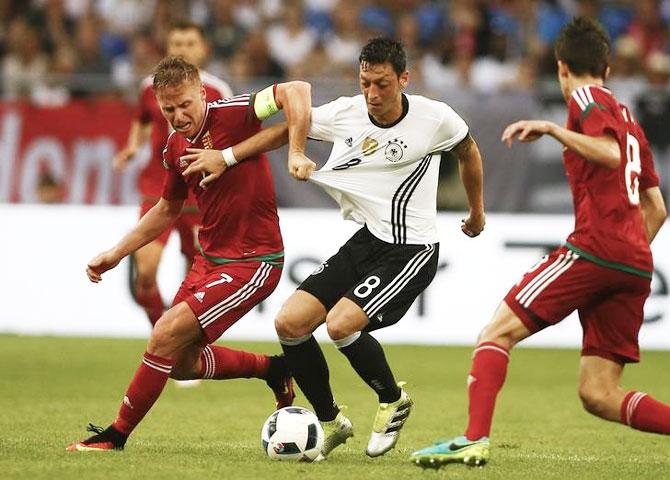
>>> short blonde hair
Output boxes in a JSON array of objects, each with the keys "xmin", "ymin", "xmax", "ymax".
[{"xmin": 153, "ymin": 56, "xmax": 201, "ymax": 91}]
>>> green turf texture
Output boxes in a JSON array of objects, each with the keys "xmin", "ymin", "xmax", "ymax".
[{"xmin": 1, "ymin": 335, "xmax": 668, "ymax": 479}]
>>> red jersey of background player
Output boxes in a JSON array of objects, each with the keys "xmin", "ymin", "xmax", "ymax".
[
  {"xmin": 137, "ymin": 71, "xmax": 233, "ymax": 200},
  {"xmin": 564, "ymin": 85, "xmax": 660, "ymax": 276},
  {"xmin": 161, "ymin": 94, "xmax": 284, "ymax": 263}
]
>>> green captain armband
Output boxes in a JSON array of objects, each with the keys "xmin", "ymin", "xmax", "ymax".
[{"xmin": 254, "ymin": 85, "xmax": 280, "ymax": 120}]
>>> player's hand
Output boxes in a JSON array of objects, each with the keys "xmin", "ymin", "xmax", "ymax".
[
  {"xmin": 113, "ymin": 146, "xmax": 137, "ymax": 171},
  {"xmin": 501, "ymin": 120, "xmax": 554, "ymax": 147},
  {"xmin": 461, "ymin": 210, "xmax": 485, "ymax": 238},
  {"xmin": 181, "ymin": 148, "xmax": 228, "ymax": 189},
  {"xmin": 288, "ymin": 152, "xmax": 316, "ymax": 181},
  {"xmin": 86, "ymin": 250, "xmax": 122, "ymax": 283}
]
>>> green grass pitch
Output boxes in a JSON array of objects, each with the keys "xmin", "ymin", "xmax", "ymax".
[{"xmin": 1, "ymin": 335, "xmax": 669, "ymax": 479}]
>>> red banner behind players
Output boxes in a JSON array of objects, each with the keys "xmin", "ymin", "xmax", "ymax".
[{"xmin": 0, "ymin": 100, "xmax": 148, "ymax": 204}]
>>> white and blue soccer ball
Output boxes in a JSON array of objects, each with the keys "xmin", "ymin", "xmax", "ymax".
[{"xmin": 261, "ymin": 406, "xmax": 324, "ymax": 461}]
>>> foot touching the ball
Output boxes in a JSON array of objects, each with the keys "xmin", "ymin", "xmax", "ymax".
[
  {"xmin": 314, "ymin": 410, "xmax": 354, "ymax": 461},
  {"xmin": 265, "ymin": 355, "xmax": 295, "ymax": 409}
]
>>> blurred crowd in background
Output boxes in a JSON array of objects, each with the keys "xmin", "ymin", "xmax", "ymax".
[{"xmin": 1, "ymin": 0, "xmax": 669, "ymax": 211}]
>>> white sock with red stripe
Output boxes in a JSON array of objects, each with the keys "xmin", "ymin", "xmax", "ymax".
[
  {"xmin": 112, "ymin": 352, "xmax": 173, "ymax": 436},
  {"xmin": 465, "ymin": 342, "xmax": 510, "ymax": 440},
  {"xmin": 620, "ymin": 391, "xmax": 670, "ymax": 434}
]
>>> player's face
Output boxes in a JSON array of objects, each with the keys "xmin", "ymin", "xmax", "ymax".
[
  {"xmin": 155, "ymin": 80, "xmax": 207, "ymax": 138},
  {"xmin": 359, "ymin": 62, "xmax": 408, "ymax": 123},
  {"xmin": 167, "ymin": 29, "xmax": 208, "ymax": 67}
]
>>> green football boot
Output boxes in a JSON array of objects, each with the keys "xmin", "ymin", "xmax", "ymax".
[{"xmin": 410, "ymin": 435, "xmax": 490, "ymax": 468}]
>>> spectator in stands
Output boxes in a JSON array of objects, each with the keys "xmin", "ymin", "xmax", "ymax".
[
  {"xmin": 627, "ymin": 0, "xmax": 666, "ymax": 62},
  {"xmin": 608, "ymin": 35, "xmax": 646, "ymax": 108},
  {"xmin": 230, "ymin": 29, "xmax": 285, "ymax": 80},
  {"xmin": 206, "ymin": 0, "xmax": 247, "ymax": 61},
  {"xmin": 323, "ymin": 1, "xmax": 363, "ymax": 76},
  {"xmin": 1, "ymin": 17, "xmax": 48, "ymax": 101},
  {"xmin": 70, "ymin": 15, "xmax": 114, "ymax": 97},
  {"xmin": 267, "ymin": 0, "xmax": 317, "ymax": 71}
]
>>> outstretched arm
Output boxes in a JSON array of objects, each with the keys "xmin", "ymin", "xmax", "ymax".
[
  {"xmin": 274, "ymin": 81, "xmax": 314, "ymax": 180},
  {"xmin": 501, "ymin": 120, "xmax": 620, "ymax": 169},
  {"xmin": 451, "ymin": 134, "xmax": 485, "ymax": 237},
  {"xmin": 86, "ymin": 198, "xmax": 184, "ymax": 282},
  {"xmin": 640, "ymin": 186, "xmax": 667, "ymax": 243}
]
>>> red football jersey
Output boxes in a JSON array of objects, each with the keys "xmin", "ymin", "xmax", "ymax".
[
  {"xmin": 136, "ymin": 70, "xmax": 233, "ymax": 200},
  {"xmin": 161, "ymin": 94, "xmax": 284, "ymax": 263},
  {"xmin": 564, "ymin": 85, "xmax": 660, "ymax": 275}
]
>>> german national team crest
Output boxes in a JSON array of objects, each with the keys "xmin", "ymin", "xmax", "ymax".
[
  {"xmin": 384, "ymin": 138, "xmax": 407, "ymax": 163},
  {"xmin": 362, "ymin": 137, "xmax": 379, "ymax": 156},
  {"xmin": 202, "ymin": 131, "xmax": 214, "ymax": 149}
]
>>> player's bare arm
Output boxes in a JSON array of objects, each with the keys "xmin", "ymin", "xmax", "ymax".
[
  {"xmin": 274, "ymin": 81, "xmax": 316, "ymax": 180},
  {"xmin": 181, "ymin": 122, "xmax": 290, "ymax": 188},
  {"xmin": 501, "ymin": 120, "xmax": 620, "ymax": 168},
  {"xmin": 452, "ymin": 134, "xmax": 485, "ymax": 237},
  {"xmin": 639, "ymin": 186, "xmax": 667, "ymax": 243},
  {"xmin": 86, "ymin": 198, "xmax": 184, "ymax": 282},
  {"xmin": 113, "ymin": 120, "xmax": 152, "ymax": 171}
]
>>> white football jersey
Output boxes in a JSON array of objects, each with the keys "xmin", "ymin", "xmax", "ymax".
[{"xmin": 308, "ymin": 94, "xmax": 468, "ymax": 245}]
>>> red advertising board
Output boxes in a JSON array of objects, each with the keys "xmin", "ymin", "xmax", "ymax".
[{"xmin": 0, "ymin": 100, "xmax": 148, "ymax": 204}]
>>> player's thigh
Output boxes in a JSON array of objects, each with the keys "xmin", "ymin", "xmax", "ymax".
[
  {"xmin": 346, "ymin": 243, "xmax": 438, "ymax": 332},
  {"xmin": 579, "ymin": 273, "xmax": 650, "ymax": 364},
  {"xmin": 178, "ymin": 260, "xmax": 281, "ymax": 344},
  {"xmin": 275, "ymin": 290, "xmax": 327, "ymax": 338},
  {"xmin": 478, "ymin": 301, "xmax": 532, "ymax": 348},
  {"xmin": 296, "ymin": 231, "xmax": 365, "ymax": 313},
  {"xmin": 503, "ymin": 247, "xmax": 599, "ymax": 333},
  {"xmin": 149, "ymin": 301, "xmax": 203, "ymax": 357}
]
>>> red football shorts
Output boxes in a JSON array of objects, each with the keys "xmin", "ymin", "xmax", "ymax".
[
  {"xmin": 504, "ymin": 246, "xmax": 651, "ymax": 364},
  {"xmin": 140, "ymin": 200, "xmax": 201, "ymax": 259},
  {"xmin": 172, "ymin": 256, "xmax": 282, "ymax": 343}
]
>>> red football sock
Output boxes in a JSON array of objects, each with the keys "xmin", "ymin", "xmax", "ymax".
[
  {"xmin": 621, "ymin": 391, "xmax": 670, "ymax": 434},
  {"xmin": 135, "ymin": 288, "xmax": 164, "ymax": 326},
  {"xmin": 112, "ymin": 352, "xmax": 173, "ymax": 435},
  {"xmin": 465, "ymin": 342, "xmax": 510, "ymax": 440},
  {"xmin": 199, "ymin": 345, "xmax": 270, "ymax": 380}
]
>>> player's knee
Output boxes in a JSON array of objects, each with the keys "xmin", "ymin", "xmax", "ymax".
[
  {"xmin": 325, "ymin": 314, "xmax": 357, "ymax": 341},
  {"xmin": 275, "ymin": 311, "xmax": 310, "ymax": 339},
  {"xmin": 148, "ymin": 315, "xmax": 180, "ymax": 357},
  {"xmin": 578, "ymin": 384, "xmax": 610, "ymax": 417}
]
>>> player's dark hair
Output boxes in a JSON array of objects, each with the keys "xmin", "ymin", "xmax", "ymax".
[
  {"xmin": 555, "ymin": 17, "xmax": 610, "ymax": 78},
  {"xmin": 169, "ymin": 19, "xmax": 206, "ymax": 38},
  {"xmin": 359, "ymin": 37, "xmax": 407, "ymax": 76},
  {"xmin": 153, "ymin": 56, "xmax": 201, "ymax": 91}
]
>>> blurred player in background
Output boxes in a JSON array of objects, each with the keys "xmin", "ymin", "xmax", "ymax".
[
  {"xmin": 114, "ymin": 20, "xmax": 233, "ymax": 325},
  {"xmin": 67, "ymin": 57, "xmax": 314, "ymax": 452},
  {"xmin": 411, "ymin": 17, "xmax": 668, "ymax": 469}
]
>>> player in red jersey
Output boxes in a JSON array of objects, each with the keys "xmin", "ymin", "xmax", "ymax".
[
  {"xmin": 67, "ymin": 56, "xmax": 315, "ymax": 452},
  {"xmin": 411, "ymin": 17, "xmax": 668, "ymax": 468},
  {"xmin": 114, "ymin": 20, "xmax": 233, "ymax": 325}
]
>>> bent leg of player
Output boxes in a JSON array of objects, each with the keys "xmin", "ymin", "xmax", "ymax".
[
  {"xmin": 327, "ymin": 242, "xmax": 439, "ymax": 457},
  {"xmin": 275, "ymin": 290, "xmax": 353, "ymax": 459},
  {"xmin": 413, "ymin": 247, "xmax": 590, "ymax": 468},
  {"xmin": 577, "ymin": 278, "xmax": 670, "ymax": 434},
  {"xmin": 67, "ymin": 302, "xmax": 202, "ymax": 452},
  {"xmin": 171, "ymin": 257, "xmax": 292, "ymax": 408}
]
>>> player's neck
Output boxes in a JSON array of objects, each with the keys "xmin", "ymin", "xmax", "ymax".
[
  {"xmin": 569, "ymin": 76, "xmax": 604, "ymax": 94},
  {"xmin": 369, "ymin": 94, "xmax": 408, "ymax": 128}
]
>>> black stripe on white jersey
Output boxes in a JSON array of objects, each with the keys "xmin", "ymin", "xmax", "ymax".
[{"xmin": 391, "ymin": 154, "xmax": 432, "ymax": 244}]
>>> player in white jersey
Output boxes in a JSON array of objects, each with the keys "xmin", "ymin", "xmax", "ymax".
[
  {"xmin": 179, "ymin": 37, "xmax": 485, "ymax": 460},
  {"xmin": 273, "ymin": 38, "xmax": 486, "ymax": 460}
]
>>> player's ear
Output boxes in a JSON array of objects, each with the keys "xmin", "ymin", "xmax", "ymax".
[
  {"xmin": 200, "ymin": 84, "xmax": 206, "ymax": 101},
  {"xmin": 604, "ymin": 65, "xmax": 611, "ymax": 81},
  {"xmin": 399, "ymin": 71, "xmax": 409, "ymax": 89},
  {"xmin": 557, "ymin": 61, "xmax": 569, "ymax": 80}
]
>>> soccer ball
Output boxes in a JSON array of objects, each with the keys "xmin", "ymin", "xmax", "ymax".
[{"xmin": 261, "ymin": 406, "xmax": 324, "ymax": 461}]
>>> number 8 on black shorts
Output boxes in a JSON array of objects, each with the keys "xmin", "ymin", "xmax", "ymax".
[{"xmin": 298, "ymin": 226, "xmax": 439, "ymax": 331}]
